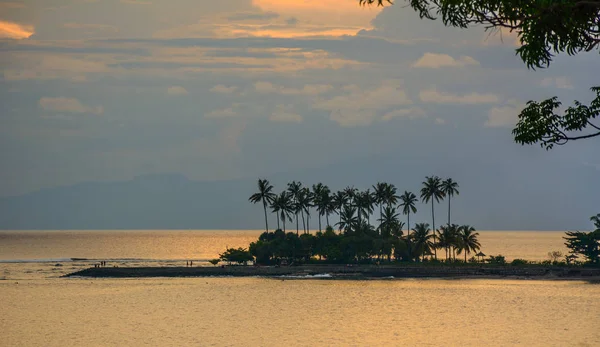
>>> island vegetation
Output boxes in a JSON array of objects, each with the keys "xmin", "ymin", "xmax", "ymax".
[
  {"xmin": 246, "ymin": 177, "xmax": 482, "ymax": 265},
  {"xmin": 232, "ymin": 178, "xmax": 600, "ymax": 267}
]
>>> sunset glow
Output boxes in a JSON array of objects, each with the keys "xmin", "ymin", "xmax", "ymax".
[{"xmin": 0, "ymin": 20, "xmax": 34, "ymax": 39}]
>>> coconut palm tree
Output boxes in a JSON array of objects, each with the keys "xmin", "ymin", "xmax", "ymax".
[
  {"xmin": 441, "ymin": 178, "xmax": 460, "ymax": 226},
  {"xmin": 384, "ymin": 183, "xmax": 399, "ymax": 208},
  {"xmin": 377, "ymin": 205, "xmax": 401, "ymax": 238},
  {"xmin": 287, "ymin": 181, "xmax": 303, "ymax": 234},
  {"xmin": 373, "ymin": 182, "xmax": 388, "ymax": 225},
  {"xmin": 312, "ymin": 183, "xmax": 330, "ymax": 232},
  {"xmin": 336, "ymin": 205, "xmax": 358, "ymax": 233},
  {"xmin": 412, "ymin": 223, "xmax": 434, "ymax": 261},
  {"xmin": 332, "ymin": 191, "xmax": 346, "ymax": 227},
  {"xmin": 456, "ymin": 225, "xmax": 481, "ymax": 262},
  {"xmin": 297, "ymin": 187, "xmax": 313, "ymax": 234},
  {"xmin": 420, "ymin": 176, "xmax": 445, "ymax": 259},
  {"xmin": 356, "ymin": 189, "xmax": 375, "ymax": 225},
  {"xmin": 249, "ymin": 179, "xmax": 276, "ymax": 232},
  {"xmin": 437, "ymin": 225, "xmax": 458, "ymax": 261},
  {"xmin": 271, "ymin": 191, "xmax": 294, "ymax": 232},
  {"xmin": 399, "ymin": 191, "xmax": 418, "ymax": 237}
]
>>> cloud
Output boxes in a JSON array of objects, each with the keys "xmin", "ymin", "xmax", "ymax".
[
  {"xmin": 0, "ymin": 2, "xmax": 26, "ymax": 9},
  {"xmin": 0, "ymin": 20, "xmax": 34, "ymax": 39},
  {"xmin": 485, "ymin": 100, "xmax": 524, "ymax": 127},
  {"xmin": 412, "ymin": 53, "xmax": 480, "ymax": 68},
  {"xmin": 205, "ymin": 108, "xmax": 238, "ymax": 119},
  {"xmin": 540, "ymin": 77, "xmax": 574, "ymax": 90},
  {"xmin": 63, "ymin": 23, "xmax": 119, "ymax": 34},
  {"xmin": 329, "ymin": 109, "xmax": 376, "ymax": 127},
  {"xmin": 167, "ymin": 86, "xmax": 189, "ymax": 95},
  {"xmin": 254, "ymin": 81, "xmax": 333, "ymax": 95},
  {"xmin": 315, "ymin": 80, "xmax": 412, "ymax": 127},
  {"xmin": 381, "ymin": 107, "xmax": 426, "ymax": 121},
  {"xmin": 227, "ymin": 11, "xmax": 280, "ymax": 21},
  {"xmin": 435, "ymin": 118, "xmax": 446, "ymax": 125},
  {"xmin": 39, "ymin": 97, "xmax": 103, "ymax": 115},
  {"xmin": 210, "ymin": 85, "xmax": 238, "ymax": 94},
  {"xmin": 419, "ymin": 87, "xmax": 500, "ymax": 104},
  {"xmin": 269, "ymin": 105, "xmax": 303, "ymax": 123}
]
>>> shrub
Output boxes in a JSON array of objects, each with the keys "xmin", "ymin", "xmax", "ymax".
[
  {"xmin": 488, "ymin": 255, "xmax": 506, "ymax": 265},
  {"xmin": 511, "ymin": 259, "xmax": 528, "ymax": 266}
]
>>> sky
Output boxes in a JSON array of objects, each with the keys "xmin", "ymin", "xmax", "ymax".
[{"xmin": 0, "ymin": 0, "xmax": 599, "ymax": 228}]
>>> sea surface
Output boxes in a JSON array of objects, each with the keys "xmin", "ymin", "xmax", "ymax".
[{"xmin": 1, "ymin": 230, "xmax": 599, "ymax": 346}]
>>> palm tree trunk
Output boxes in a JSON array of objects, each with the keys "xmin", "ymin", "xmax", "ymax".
[
  {"xmin": 379, "ymin": 204, "xmax": 383, "ymax": 234},
  {"xmin": 301, "ymin": 212, "xmax": 306, "ymax": 234},
  {"xmin": 326, "ymin": 213, "xmax": 330, "ymax": 228},
  {"xmin": 295, "ymin": 213, "xmax": 299, "ymax": 235},
  {"xmin": 448, "ymin": 196, "xmax": 451, "ymax": 226},
  {"xmin": 307, "ymin": 215, "xmax": 310, "ymax": 234},
  {"xmin": 318, "ymin": 214, "xmax": 322, "ymax": 232},
  {"xmin": 431, "ymin": 200, "xmax": 437, "ymax": 260},
  {"xmin": 262, "ymin": 200, "xmax": 269, "ymax": 232},
  {"xmin": 283, "ymin": 217, "xmax": 286, "ymax": 233},
  {"xmin": 276, "ymin": 213, "xmax": 280, "ymax": 230},
  {"xmin": 465, "ymin": 250, "xmax": 467, "ymax": 263},
  {"xmin": 407, "ymin": 211, "xmax": 411, "ymax": 261}
]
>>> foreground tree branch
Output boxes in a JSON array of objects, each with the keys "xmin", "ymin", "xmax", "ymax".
[
  {"xmin": 360, "ymin": 0, "xmax": 600, "ymax": 149},
  {"xmin": 512, "ymin": 87, "xmax": 600, "ymax": 149}
]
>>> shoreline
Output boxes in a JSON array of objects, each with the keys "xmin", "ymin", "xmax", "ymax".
[{"xmin": 64, "ymin": 264, "xmax": 600, "ymax": 281}]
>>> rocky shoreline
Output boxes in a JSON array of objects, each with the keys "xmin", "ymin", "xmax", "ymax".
[{"xmin": 64, "ymin": 264, "xmax": 600, "ymax": 280}]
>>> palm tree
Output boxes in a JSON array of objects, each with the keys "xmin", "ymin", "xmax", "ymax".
[
  {"xmin": 312, "ymin": 183, "xmax": 330, "ymax": 232},
  {"xmin": 271, "ymin": 192, "xmax": 294, "ymax": 232},
  {"xmin": 441, "ymin": 178, "xmax": 459, "ymax": 226},
  {"xmin": 384, "ymin": 183, "xmax": 399, "ymax": 208},
  {"xmin": 356, "ymin": 189, "xmax": 375, "ymax": 225},
  {"xmin": 399, "ymin": 191, "xmax": 418, "ymax": 237},
  {"xmin": 456, "ymin": 225, "xmax": 481, "ymax": 262},
  {"xmin": 412, "ymin": 223, "xmax": 434, "ymax": 261},
  {"xmin": 378, "ymin": 206, "xmax": 400, "ymax": 238},
  {"xmin": 420, "ymin": 176, "xmax": 445, "ymax": 259},
  {"xmin": 332, "ymin": 191, "xmax": 347, "ymax": 228},
  {"xmin": 373, "ymin": 182, "xmax": 388, "ymax": 225},
  {"xmin": 287, "ymin": 181, "xmax": 303, "ymax": 234},
  {"xmin": 297, "ymin": 187, "xmax": 313, "ymax": 234},
  {"xmin": 336, "ymin": 205, "xmax": 358, "ymax": 233},
  {"xmin": 249, "ymin": 179, "xmax": 276, "ymax": 232},
  {"xmin": 436, "ymin": 225, "xmax": 458, "ymax": 261}
]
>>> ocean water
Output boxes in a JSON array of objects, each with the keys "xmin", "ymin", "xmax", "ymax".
[{"xmin": 1, "ymin": 230, "xmax": 599, "ymax": 346}]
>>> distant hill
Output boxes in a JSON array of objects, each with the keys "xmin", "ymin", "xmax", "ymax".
[{"xmin": 0, "ymin": 152, "xmax": 598, "ymax": 230}]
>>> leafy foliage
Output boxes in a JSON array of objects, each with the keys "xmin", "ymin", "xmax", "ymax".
[
  {"xmin": 360, "ymin": 0, "xmax": 600, "ymax": 148},
  {"xmin": 219, "ymin": 247, "xmax": 254, "ymax": 265},
  {"xmin": 513, "ymin": 87, "xmax": 600, "ymax": 149}
]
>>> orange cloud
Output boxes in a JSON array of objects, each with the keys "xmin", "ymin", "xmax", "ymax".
[
  {"xmin": 0, "ymin": 20, "xmax": 34, "ymax": 39},
  {"xmin": 252, "ymin": 0, "xmax": 381, "ymax": 36}
]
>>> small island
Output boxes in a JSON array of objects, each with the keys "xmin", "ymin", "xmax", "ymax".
[{"xmin": 66, "ymin": 178, "xmax": 600, "ymax": 280}]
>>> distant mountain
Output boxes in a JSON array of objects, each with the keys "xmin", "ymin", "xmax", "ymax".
[{"xmin": 1, "ymin": 152, "xmax": 598, "ymax": 230}]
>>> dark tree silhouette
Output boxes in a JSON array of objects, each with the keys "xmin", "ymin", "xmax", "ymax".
[
  {"xmin": 457, "ymin": 225, "xmax": 481, "ymax": 262},
  {"xmin": 421, "ymin": 176, "xmax": 445, "ymax": 259},
  {"xmin": 441, "ymin": 178, "xmax": 459, "ymax": 226},
  {"xmin": 249, "ymin": 179, "xmax": 276, "ymax": 232}
]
